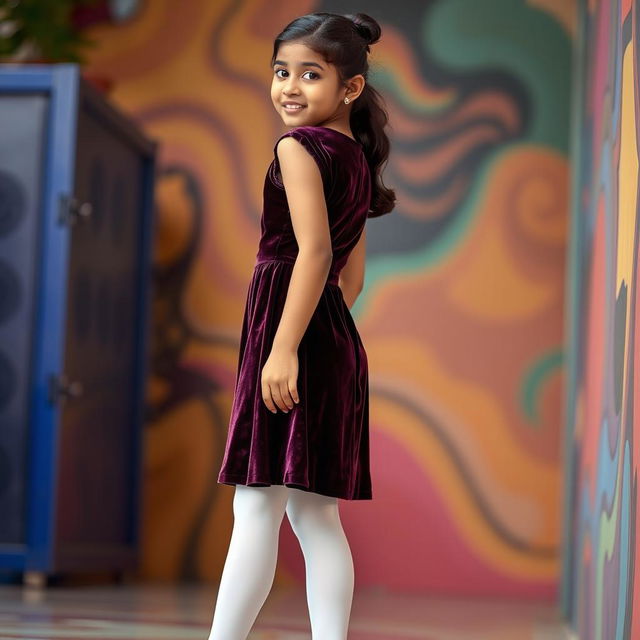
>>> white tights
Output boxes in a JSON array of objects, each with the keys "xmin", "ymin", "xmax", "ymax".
[{"xmin": 207, "ymin": 484, "xmax": 355, "ymax": 640}]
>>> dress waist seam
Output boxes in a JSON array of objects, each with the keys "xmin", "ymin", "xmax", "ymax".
[{"xmin": 255, "ymin": 256, "xmax": 340, "ymax": 286}]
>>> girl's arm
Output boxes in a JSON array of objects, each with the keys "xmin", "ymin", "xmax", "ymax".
[
  {"xmin": 270, "ymin": 136, "xmax": 334, "ymax": 353},
  {"xmin": 338, "ymin": 225, "xmax": 366, "ymax": 308}
]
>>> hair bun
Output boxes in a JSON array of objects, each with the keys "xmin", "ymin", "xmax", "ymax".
[{"xmin": 348, "ymin": 13, "xmax": 381, "ymax": 46}]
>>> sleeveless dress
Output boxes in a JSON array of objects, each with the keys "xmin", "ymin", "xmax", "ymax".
[{"xmin": 217, "ymin": 125, "xmax": 372, "ymax": 500}]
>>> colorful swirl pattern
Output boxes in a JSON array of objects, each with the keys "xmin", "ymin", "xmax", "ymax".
[{"xmin": 83, "ymin": 0, "xmax": 572, "ymax": 595}]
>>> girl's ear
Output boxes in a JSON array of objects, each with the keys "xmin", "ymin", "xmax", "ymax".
[{"xmin": 346, "ymin": 74, "xmax": 366, "ymax": 102}]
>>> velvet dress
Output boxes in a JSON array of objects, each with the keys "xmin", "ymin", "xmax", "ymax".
[{"xmin": 217, "ymin": 125, "xmax": 372, "ymax": 500}]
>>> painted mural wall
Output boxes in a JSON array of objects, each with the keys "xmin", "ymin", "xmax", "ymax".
[
  {"xmin": 561, "ymin": 0, "xmax": 640, "ymax": 637},
  {"xmin": 83, "ymin": 0, "xmax": 573, "ymax": 597}
]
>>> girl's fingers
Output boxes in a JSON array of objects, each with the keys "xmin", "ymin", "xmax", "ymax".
[
  {"xmin": 271, "ymin": 384, "xmax": 289, "ymax": 413},
  {"xmin": 261, "ymin": 371, "xmax": 298, "ymax": 413},
  {"xmin": 287, "ymin": 379, "xmax": 299, "ymax": 405},
  {"xmin": 261, "ymin": 380, "xmax": 277, "ymax": 413},
  {"xmin": 279, "ymin": 382, "xmax": 295, "ymax": 410}
]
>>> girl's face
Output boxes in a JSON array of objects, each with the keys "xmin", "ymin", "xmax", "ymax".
[{"xmin": 271, "ymin": 41, "xmax": 347, "ymax": 128}]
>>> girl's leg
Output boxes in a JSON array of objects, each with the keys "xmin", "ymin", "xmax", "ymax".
[
  {"xmin": 285, "ymin": 489, "xmax": 355, "ymax": 640},
  {"xmin": 207, "ymin": 484, "xmax": 289, "ymax": 640}
]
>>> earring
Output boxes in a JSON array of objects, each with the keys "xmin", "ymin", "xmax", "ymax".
[{"xmin": 344, "ymin": 97, "xmax": 350, "ymax": 104}]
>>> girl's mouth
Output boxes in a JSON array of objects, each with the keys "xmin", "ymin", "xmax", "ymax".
[{"xmin": 283, "ymin": 104, "xmax": 306, "ymax": 113}]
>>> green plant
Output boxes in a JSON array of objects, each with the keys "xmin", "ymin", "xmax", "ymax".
[{"xmin": 0, "ymin": 0, "xmax": 98, "ymax": 63}]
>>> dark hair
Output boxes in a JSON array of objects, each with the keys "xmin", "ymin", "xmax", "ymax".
[{"xmin": 271, "ymin": 12, "xmax": 396, "ymax": 218}]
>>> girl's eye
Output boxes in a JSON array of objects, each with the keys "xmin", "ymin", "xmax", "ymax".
[{"xmin": 274, "ymin": 69, "xmax": 319, "ymax": 80}]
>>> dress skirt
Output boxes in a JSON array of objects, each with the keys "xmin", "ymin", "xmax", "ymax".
[{"xmin": 217, "ymin": 256, "xmax": 372, "ymax": 500}]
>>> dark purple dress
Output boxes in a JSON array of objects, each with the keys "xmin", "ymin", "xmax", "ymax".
[{"xmin": 217, "ymin": 125, "xmax": 372, "ymax": 500}]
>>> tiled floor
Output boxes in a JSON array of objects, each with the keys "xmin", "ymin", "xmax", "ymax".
[{"xmin": 0, "ymin": 582, "xmax": 569, "ymax": 640}]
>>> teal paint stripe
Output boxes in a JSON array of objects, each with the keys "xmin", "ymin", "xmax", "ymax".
[{"xmin": 520, "ymin": 349, "xmax": 564, "ymax": 426}]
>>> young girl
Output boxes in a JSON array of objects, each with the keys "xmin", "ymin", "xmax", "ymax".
[{"xmin": 210, "ymin": 11, "xmax": 395, "ymax": 640}]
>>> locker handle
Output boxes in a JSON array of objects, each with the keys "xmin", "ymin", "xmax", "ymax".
[{"xmin": 58, "ymin": 194, "xmax": 93, "ymax": 226}]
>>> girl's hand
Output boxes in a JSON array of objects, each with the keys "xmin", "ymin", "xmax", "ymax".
[{"xmin": 261, "ymin": 346, "xmax": 300, "ymax": 413}]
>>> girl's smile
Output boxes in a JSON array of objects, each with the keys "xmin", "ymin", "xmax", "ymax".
[{"xmin": 282, "ymin": 102, "xmax": 306, "ymax": 113}]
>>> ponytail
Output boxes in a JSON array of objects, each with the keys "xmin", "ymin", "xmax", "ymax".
[{"xmin": 350, "ymin": 82, "xmax": 395, "ymax": 217}]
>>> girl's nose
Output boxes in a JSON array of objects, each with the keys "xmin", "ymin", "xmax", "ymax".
[{"xmin": 284, "ymin": 78, "xmax": 299, "ymax": 93}]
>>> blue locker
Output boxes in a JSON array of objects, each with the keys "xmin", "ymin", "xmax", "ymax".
[{"xmin": 0, "ymin": 64, "xmax": 156, "ymax": 580}]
